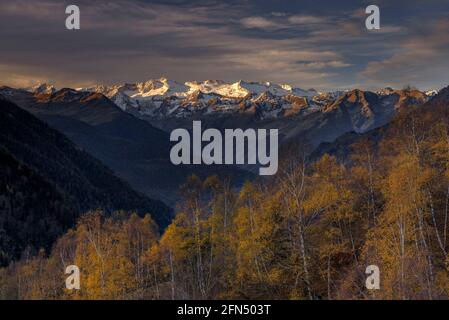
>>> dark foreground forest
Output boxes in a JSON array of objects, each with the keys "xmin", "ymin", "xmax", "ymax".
[{"xmin": 2, "ymin": 88, "xmax": 449, "ymax": 300}]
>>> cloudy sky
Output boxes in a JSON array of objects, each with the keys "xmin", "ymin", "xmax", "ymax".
[{"xmin": 0, "ymin": 0, "xmax": 448, "ymax": 91}]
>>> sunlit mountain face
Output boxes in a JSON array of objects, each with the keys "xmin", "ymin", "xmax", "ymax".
[{"xmin": 1, "ymin": 0, "xmax": 449, "ymax": 302}]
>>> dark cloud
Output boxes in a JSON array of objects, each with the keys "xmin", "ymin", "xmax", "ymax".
[{"xmin": 0, "ymin": 0, "xmax": 448, "ymax": 90}]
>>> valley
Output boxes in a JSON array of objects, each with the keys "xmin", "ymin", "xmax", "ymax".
[{"xmin": 0, "ymin": 80, "xmax": 435, "ymax": 206}]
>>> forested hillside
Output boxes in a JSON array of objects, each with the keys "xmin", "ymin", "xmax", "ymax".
[
  {"xmin": 2, "ymin": 87, "xmax": 449, "ymax": 299},
  {"xmin": 0, "ymin": 96, "xmax": 172, "ymax": 266}
]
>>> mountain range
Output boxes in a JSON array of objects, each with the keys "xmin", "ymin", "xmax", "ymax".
[
  {"xmin": 75, "ymin": 79, "xmax": 433, "ymax": 149},
  {"xmin": 4, "ymin": 79, "xmax": 438, "ymax": 156},
  {"xmin": 0, "ymin": 80, "xmax": 441, "ymax": 194}
]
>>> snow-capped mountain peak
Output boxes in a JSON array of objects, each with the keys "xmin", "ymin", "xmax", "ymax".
[
  {"xmin": 26, "ymin": 83, "xmax": 57, "ymax": 95},
  {"xmin": 425, "ymin": 89, "xmax": 439, "ymax": 97}
]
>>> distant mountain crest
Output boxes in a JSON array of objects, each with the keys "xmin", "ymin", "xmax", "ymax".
[
  {"xmin": 27, "ymin": 83, "xmax": 57, "ymax": 95},
  {"xmin": 81, "ymin": 78, "xmax": 317, "ymax": 101}
]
